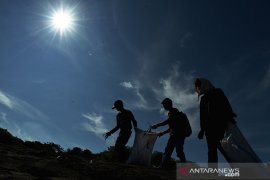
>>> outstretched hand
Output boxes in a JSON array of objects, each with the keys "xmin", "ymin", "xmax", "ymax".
[{"xmin": 104, "ymin": 132, "xmax": 111, "ymax": 139}]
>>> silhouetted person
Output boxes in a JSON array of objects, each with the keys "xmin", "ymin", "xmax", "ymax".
[
  {"xmin": 195, "ymin": 78, "xmax": 236, "ymax": 164},
  {"xmin": 104, "ymin": 100, "xmax": 137, "ymax": 161},
  {"xmin": 151, "ymin": 98, "xmax": 192, "ymax": 167}
]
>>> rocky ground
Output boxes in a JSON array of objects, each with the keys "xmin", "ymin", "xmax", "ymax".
[{"xmin": 0, "ymin": 128, "xmax": 176, "ymax": 180}]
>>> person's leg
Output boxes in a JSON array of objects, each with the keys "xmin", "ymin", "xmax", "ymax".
[
  {"xmin": 206, "ymin": 135, "xmax": 218, "ymax": 163},
  {"xmin": 175, "ymin": 137, "xmax": 186, "ymax": 162},
  {"xmin": 115, "ymin": 131, "xmax": 131, "ymax": 161},
  {"xmin": 114, "ymin": 135, "xmax": 122, "ymax": 152},
  {"xmin": 161, "ymin": 136, "xmax": 176, "ymax": 167}
]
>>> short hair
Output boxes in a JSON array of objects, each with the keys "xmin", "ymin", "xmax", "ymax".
[
  {"xmin": 161, "ymin": 98, "xmax": 172, "ymax": 106},
  {"xmin": 112, "ymin": 100, "xmax": 123, "ymax": 109}
]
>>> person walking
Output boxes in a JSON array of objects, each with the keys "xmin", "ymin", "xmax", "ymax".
[
  {"xmin": 151, "ymin": 98, "xmax": 192, "ymax": 167},
  {"xmin": 104, "ymin": 100, "xmax": 137, "ymax": 161},
  {"xmin": 195, "ymin": 78, "xmax": 236, "ymax": 164}
]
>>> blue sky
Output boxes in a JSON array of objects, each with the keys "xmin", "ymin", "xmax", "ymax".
[{"xmin": 0, "ymin": 0, "xmax": 270, "ymax": 163}]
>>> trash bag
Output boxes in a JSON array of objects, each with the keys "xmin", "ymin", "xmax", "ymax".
[
  {"xmin": 220, "ymin": 122, "xmax": 262, "ymax": 163},
  {"xmin": 127, "ymin": 128, "xmax": 158, "ymax": 166}
]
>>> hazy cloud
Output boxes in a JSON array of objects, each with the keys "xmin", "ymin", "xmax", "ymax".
[
  {"xmin": 120, "ymin": 80, "xmax": 153, "ymax": 111},
  {"xmin": 152, "ymin": 64, "xmax": 200, "ymax": 131},
  {"xmin": 153, "ymin": 65, "xmax": 198, "ymax": 112},
  {"xmin": 0, "ymin": 90, "xmax": 49, "ymax": 121},
  {"xmin": 120, "ymin": 81, "xmax": 134, "ymax": 89},
  {"xmin": 82, "ymin": 112, "xmax": 114, "ymax": 146},
  {"xmin": 82, "ymin": 113, "xmax": 108, "ymax": 135},
  {"xmin": 0, "ymin": 91, "xmax": 13, "ymax": 109},
  {"xmin": 0, "ymin": 90, "xmax": 55, "ymax": 143},
  {"xmin": 0, "ymin": 112, "xmax": 34, "ymax": 141},
  {"xmin": 0, "ymin": 112, "xmax": 8, "ymax": 124}
]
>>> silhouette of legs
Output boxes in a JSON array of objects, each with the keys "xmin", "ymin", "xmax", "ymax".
[
  {"xmin": 115, "ymin": 131, "xmax": 131, "ymax": 161},
  {"xmin": 175, "ymin": 137, "xmax": 186, "ymax": 162},
  {"xmin": 162, "ymin": 135, "xmax": 186, "ymax": 167},
  {"xmin": 206, "ymin": 132, "xmax": 231, "ymax": 164},
  {"xmin": 206, "ymin": 135, "xmax": 219, "ymax": 163}
]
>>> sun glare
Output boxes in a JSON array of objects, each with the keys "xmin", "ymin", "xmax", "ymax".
[
  {"xmin": 53, "ymin": 11, "xmax": 72, "ymax": 30},
  {"xmin": 49, "ymin": 8, "xmax": 76, "ymax": 36}
]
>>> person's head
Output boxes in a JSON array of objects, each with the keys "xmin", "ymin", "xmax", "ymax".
[
  {"xmin": 195, "ymin": 78, "xmax": 215, "ymax": 96},
  {"xmin": 112, "ymin": 100, "xmax": 124, "ymax": 111},
  {"xmin": 161, "ymin": 98, "xmax": 173, "ymax": 111}
]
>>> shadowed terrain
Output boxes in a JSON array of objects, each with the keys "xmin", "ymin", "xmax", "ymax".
[{"xmin": 0, "ymin": 128, "xmax": 176, "ymax": 179}]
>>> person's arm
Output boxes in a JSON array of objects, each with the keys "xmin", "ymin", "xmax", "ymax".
[
  {"xmin": 104, "ymin": 118, "xmax": 120, "ymax": 139},
  {"xmin": 109, "ymin": 125, "xmax": 119, "ymax": 135},
  {"xmin": 152, "ymin": 119, "xmax": 169, "ymax": 129},
  {"xmin": 158, "ymin": 128, "xmax": 170, "ymax": 137},
  {"xmin": 104, "ymin": 125, "xmax": 119, "ymax": 139}
]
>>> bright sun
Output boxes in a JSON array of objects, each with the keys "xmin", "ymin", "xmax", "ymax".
[{"xmin": 50, "ymin": 8, "xmax": 75, "ymax": 35}]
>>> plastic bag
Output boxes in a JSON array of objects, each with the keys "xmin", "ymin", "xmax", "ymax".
[
  {"xmin": 220, "ymin": 122, "xmax": 262, "ymax": 162},
  {"xmin": 127, "ymin": 128, "xmax": 158, "ymax": 165}
]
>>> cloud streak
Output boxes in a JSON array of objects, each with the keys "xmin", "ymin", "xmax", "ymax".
[
  {"xmin": 120, "ymin": 80, "xmax": 153, "ymax": 111},
  {"xmin": 82, "ymin": 112, "xmax": 115, "ymax": 146},
  {"xmin": 82, "ymin": 113, "xmax": 108, "ymax": 135},
  {"xmin": 0, "ymin": 91, "xmax": 13, "ymax": 109},
  {"xmin": 0, "ymin": 111, "xmax": 34, "ymax": 141},
  {"xmin": 0, "ymin": 90, "xmax": 57, "ymax": 143},
  {"xmin": 0, "ymin": 90, "xmax": 49, "ymax": 122},
  {"xmin": 0, "ymin": 112, "xmax": 8, "ymax": 124}
]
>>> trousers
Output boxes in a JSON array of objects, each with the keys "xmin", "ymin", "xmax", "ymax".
[{"xmin": 162, "ymin": 135, "xmax": 186, "ymax": 166}]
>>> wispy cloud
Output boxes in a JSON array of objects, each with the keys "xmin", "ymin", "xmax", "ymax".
[
  {"xmin": 153, "ymin": 65, "xmax": 197, "ymax": 112},
  {"xmin": 152, "ymin": 64, "xmax": 200, "ymax": 131},
  {"xmin": 0, "ymin": 90, "xmax": 49, "ymax": 122},
  {"xmin": 120, "ymin": 80, "xmax": 153, "ymax": 110},
  {"xmin": 13, "ymin": 122, "xmax": 34, "ymax": 141},
  {"xmin": 0, "ymin": 90, "xmax": 55, "ymax": 143},
  {"xmin": 0, "ymin": 112, "xmax": 34, "ymax": 141},
  {"xmin": 120, "ymin": 81, "xmax": 134, "ymax": 89},
  {"xmin": 0, "ymin": 91, "xmax": 13, "ymax": 109},
  {"xmin": 82, "ymin": 113, "xmax": 108, "ymax": 135},
  {"xmin": 0, "ymin": 112, "xmax": 8, "ymax": 124},
  {"xmin": 82, "ymin": 112, "xmax": 114, "ymax": 145}
]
